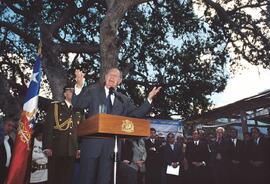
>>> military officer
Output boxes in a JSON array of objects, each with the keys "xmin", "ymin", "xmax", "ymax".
[{"xmin": 43, "ymin": 84, "xmax": 83, "ymax": 184}]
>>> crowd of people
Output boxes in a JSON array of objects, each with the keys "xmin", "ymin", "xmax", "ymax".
[
  {"xmin": 1, "ymin": 117, "xmax": 270, "ymax": 184},
  {"xmin": 120, "ymin": 126, "xmax": 270, "ymax": 184},
  {"xmin": 1, "ymin": 67, "xmax": 270, "ymax": 184}
]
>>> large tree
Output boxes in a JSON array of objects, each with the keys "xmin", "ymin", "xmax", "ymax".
[{"xmin": 0, "ymin": 0, "xmax": 269, "ymax": 120}]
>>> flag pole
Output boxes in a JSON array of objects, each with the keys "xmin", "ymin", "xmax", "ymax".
[{"xmin": 6, "ymin": 41, "xmax": 42, "ymax": 184}]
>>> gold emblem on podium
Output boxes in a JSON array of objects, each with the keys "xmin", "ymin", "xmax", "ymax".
[{"xmin": 121, "ymin": 119, "xmax": 134, "ymax": 133}]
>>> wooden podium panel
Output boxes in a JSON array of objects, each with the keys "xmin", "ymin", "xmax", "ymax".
[{"xmin": 77, "ymin": 113, "xmax": 150, "ymax": 137}]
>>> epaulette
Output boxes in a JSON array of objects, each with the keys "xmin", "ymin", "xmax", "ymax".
[{"xmin": 51, "ymin": 100, "xmax": 60, "ymax": 104}]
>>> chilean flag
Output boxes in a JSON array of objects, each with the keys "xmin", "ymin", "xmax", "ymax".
[{"xmin": 6, "ymin": 55, "xmax": 42, "ymax": 184}]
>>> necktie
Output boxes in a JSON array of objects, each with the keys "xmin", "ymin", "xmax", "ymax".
[{"xmin": 106, "ymin": 91, "xmax": 113, "ymax": 114}]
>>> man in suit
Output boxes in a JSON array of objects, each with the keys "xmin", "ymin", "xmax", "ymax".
[
  {"xmin": 72, "ymin": 68, "xmax": 161, "ymax": 184},
  {"xmin": 162, "ymin": 132, "xmax": 184, "ymax": 184},
  {"xmin": 145, "ymin": 128, "xmax": 162, "ymax": 184},
  {"xmin": 0, "ymin": 117, "xmax": 15, "ymax": 184},
  {"xmin": 209, "ymin": 127, "xmax": 230, "ymax": 184},
  {"xmin": 186, "ymin": 130, "xmax": 210, "ymax": 184},
  {"xmin": 118, "ymin": 138, "xmax": 134, "ymax": 184},
  {"xmin": 43, "ymin": 85, "xmax": 83, "ymax": 184},
  {"xmin": 247, "ymin": 127, "xmax": 268, "ymax": 184},
  {"xmin": 242, "ymin": 131, "xmax": 252, "ymax": 184},
  {"xmin": 228, "ymin": 128, "xmax": 244, "ymax": 184}
]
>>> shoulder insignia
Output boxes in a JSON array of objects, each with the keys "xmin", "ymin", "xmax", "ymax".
[{"xmin": 51, "ymin": 100, "xmax": 60, "ymax": 104}]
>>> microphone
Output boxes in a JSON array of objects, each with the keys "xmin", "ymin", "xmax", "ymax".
[
  {"xmin": 109, "ymin": 87, "xmax": 115, "ymax": 95},
  {"xmin": 109, "ymin": 87, "xmax": 123, "ymax": 103}
]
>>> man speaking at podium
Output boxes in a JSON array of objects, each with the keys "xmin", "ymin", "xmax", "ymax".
[{"xmin": 72, "ymin": 68, "xmax": 161, "ymax": 184}]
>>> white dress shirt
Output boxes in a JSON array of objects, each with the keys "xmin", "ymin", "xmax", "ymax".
[
  {"xmin": 30, "ymin": 138, "xmax": 48, "ymax": 183},
  {"xmin": 170, "ymin": 144, "xmax": 174, "ymax": 151},
  {"xmin": 4, "ymin": 135, "xmax": 12, "ymax": 167},
  {"xmin": 65, "ymin": 100, "xmax": 72, "ymax": 108},
  {"xmin": 104, "ymin": 86, "xmax": 115, "ymax": 105},
  {"xmin": 231, "ymin": 138, "xmax": 237, "ymax": 146}
]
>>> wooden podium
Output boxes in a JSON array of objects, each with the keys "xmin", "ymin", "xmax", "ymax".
[{"xmin": 77, "ymin": 113, "xmax": 150, "ymax": 137}]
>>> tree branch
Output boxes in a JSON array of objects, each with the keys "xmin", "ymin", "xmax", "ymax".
[
  {"xmin": 55, "ymin": 43, "xmax": 100, "ymax": 54},
  {"xmin": 231, "ymin": 2, "xmax": 268, "ymax": 14},
  {"xmin": 130, "ymin": 0, "xmax": 152, "ymax": 6},
  {"xmin": 49, "ymin": 2, "xmax": 77, "ymax": 33},
  {"xmin": 202, "ymin": 0, "xmax": 265, "ymax": 51},
  {"xmin": 50, "ymin": 1, "xmax": 93, "ymax": 34},
  {"xmin": 2, "ymin": 0, "xmax": 28, "ymax": 16},
  {"xmin": 0, "ymin": 21, "xmax": 39, "ymax": 45}
]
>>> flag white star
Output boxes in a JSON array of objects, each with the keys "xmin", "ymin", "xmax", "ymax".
[{"xmin": 30, "ymin": 72, "xmax": 39, "ymax": 83}]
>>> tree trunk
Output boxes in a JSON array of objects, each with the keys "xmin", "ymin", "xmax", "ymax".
[
  {"xmin": 100, "ymin": 0, "xmax": 149, "ymax": 79},
  {"xmin": 100, "ymin": 14, "xmax": 119, "ymax": 80},
  {"xmin": 40, "ymin": 24, "xmax": 68, "ymax": 101},
  {"xmin": 0, "ymin": 76, "xmax": 21, "ymax": 120}
]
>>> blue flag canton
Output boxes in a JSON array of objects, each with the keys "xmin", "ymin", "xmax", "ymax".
[{"xmin": 23, "ymin": 56, "xmax": 42, "ymax": 104}]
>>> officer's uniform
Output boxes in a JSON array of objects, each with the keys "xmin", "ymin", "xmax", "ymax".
[{"xmin": 43, "ymin": 100, "xmax": 83, "ymax": 184}]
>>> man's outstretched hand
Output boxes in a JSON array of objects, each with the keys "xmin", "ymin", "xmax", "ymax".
[{"xmin": 148, "ymin": 86, "xmax": 162, "ymax": 101}]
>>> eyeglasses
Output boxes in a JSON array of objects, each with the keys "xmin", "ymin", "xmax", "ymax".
[{"xmin": 168, "ymin": 136, "xmax": 175, "ymax": 138}]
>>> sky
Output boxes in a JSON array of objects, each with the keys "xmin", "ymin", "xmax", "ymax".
[
  {"xmin": 192, "ymin": 0, "xmax": 270, "ymax": 107},
  {"xmin": 211, "ymin": 60, "xmax": 270, "ymax": 107}
]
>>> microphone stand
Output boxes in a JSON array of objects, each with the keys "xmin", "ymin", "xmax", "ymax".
[{"xmin": 113, "ymin": 135, "xmax": 118, "ymax": 184}]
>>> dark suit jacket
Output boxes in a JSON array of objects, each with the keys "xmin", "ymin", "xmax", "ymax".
[
  {"xmin": 185, "ymin": 140, "xmax": 210, "ymax": 167},
  {"xmin": 72, "ymin": 85, "xmax": 151, "ymax": 118},
  {"xmin": 248, "ymin": 137, "xmax": 268, "ymax": 163},
  {"xmin": 0, "ymin": 126, "xmax": 4, "ymax": 145},
  {"xmin": 228, "ymin": 139, "xmax": 244, "ymax": 164},
  {"xmin": 120, "ymin": 139, "xmax": 133, "ymax": 162},
  {"xmin": 0, "ymin": 136, "xmax": 13, "ymax": 183},
  {"xmin": 72, "ymin": 85, "xmax": 151, "ymax": 159},
  {"xmin": 43, "ymin": 101, "xmax": 82, "ymax": 157},
  {"xmin": 145, "ymin": 139, "xmax": 162, "ymax": 166},
  {"xmin": 162, "ymin": 142, "xmax": 184, "ymax": 167},
  {"xmin": 209, "ymin": 138, "xmax": 230, "ymax": 166}
]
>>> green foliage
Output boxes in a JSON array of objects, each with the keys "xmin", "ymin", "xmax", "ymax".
[{"xmin": 1, "ymin": 0, "xmax": 269, "ymax": 119}]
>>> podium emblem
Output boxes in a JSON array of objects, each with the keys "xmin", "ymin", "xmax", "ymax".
[{"xmin": 121, "ymin": 119, "xmax": 134, "ymax": 133}]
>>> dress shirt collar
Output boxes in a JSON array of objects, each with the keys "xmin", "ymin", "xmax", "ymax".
[
  {"xmin": 104, "ymin": 86, "xmax": 115, "ymax": 104},
  {"xmin": 4, "ymin": 135, "xmax": 9, "ymax": 141},
  {"xmin": 105, "ymin": 86, "xmax": 110, "ymax": 96},
  {"xmin": 105, "ymin": 86, "xmax": 115, "ymax": 96},
  {"xmin": 65, "ymin": 100, "xmax": 72, "ymax": 108},
  {"xmin": 170, "ymin": 143, "xmax": 174, "ymax": 150},
  {"xmin": 256, "ymin": 137, "xmax": 260, "ymax": 144},
  {"xmin": 231, "ymin": 138, "xmax": 237, "ymax": 146}
]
